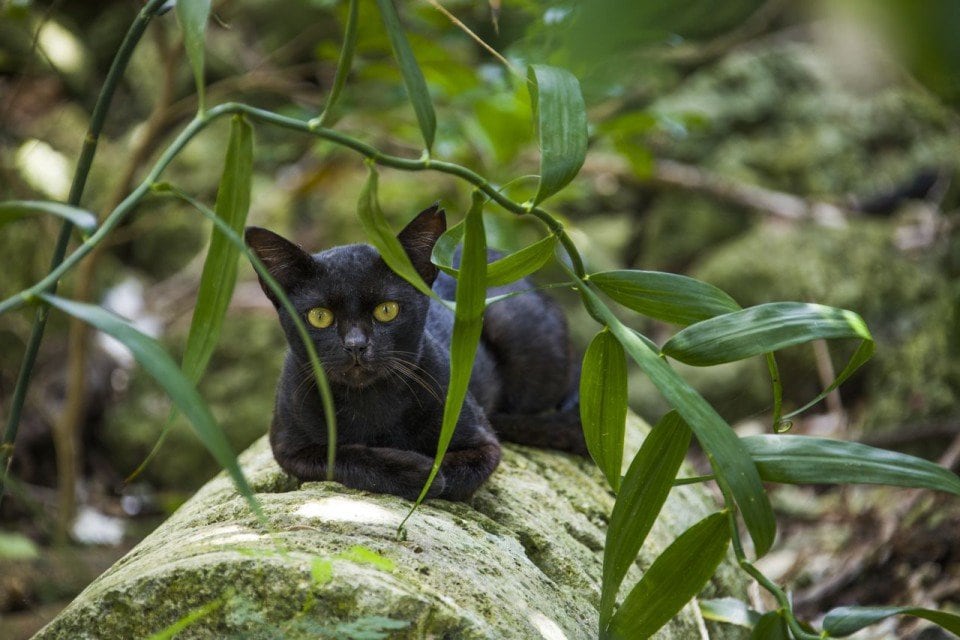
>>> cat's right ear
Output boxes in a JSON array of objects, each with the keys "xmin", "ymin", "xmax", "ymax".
[{"xmin": 244, "ymin": 226, "xmax": 316, "ymax": 308}]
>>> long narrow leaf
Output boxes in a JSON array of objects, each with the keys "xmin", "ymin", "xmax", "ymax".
[
  {"xmin": 751, "ymin": 612, "xmax": 790, "ymax": 640},
  {"xmin": 576, "ymin": 279, "xmax": 776, "ymax": 557},
  {"xmin": 431, "ymin": 219, "xmax": 463, "ymax": 278},
  {"xmin": 316, "ymin": 0, "xmax": 358, "ymax": 127},
  {"xmin": 662, "ymin": 302, "xmax": 873, "ymax": 366},
  {"xmin": 699, "ymin": 598, "xmax": 762, "ymax": 629},
  {"xmin": 590, "ymin": 269, "xmax": 741, "ymax": 326},
  {"xmin": 182, "ymin": 115, "xmax": 253, "ymax": 382},
  {"xmin": 39, "ymin": 293, "xmax": 261, "ymax": 518},
  {"xmin": 357, "ymin": 167, "xmax": 437, "ymax": 300},
  {"xmin": 743, "ymin": 434, "xmax": 960, "ymax": 495},
  {"xmin": 822, "ymin": 605, "xmax": 960, "ymax": 637},
  {"xmin": 486, "ymin": 235, "xmax": 557, "ymax": 287},
  {"xmin": 605, "ymin": 512, "xmax": 731, "ymax": 639},
  {"xmin": 580, "ymin": 329, "xmax": 628, "ymax": 493},
  {"xmin": 0, "ymin": 200, "xmax": 97, "ymax": 233},
  {"xmin": 160, "ymin": 187, "xmax": 338, "ymax": 480},
  {"xmin": 405, "ymin": 192, "xmax": 487, "ymax": 519},
  {"xmin": 175, "ymin": 0, "xmax": 212, "ymax": 111},
  {"xmin": 431, "ymin": 222, "xmax": 557, "ymax": 287},
  {"xmin": 527, "ymin": 65, "xmax": 587, "ymax": 205},
  {"xmin": 126, "ymin": 118, "xmax": 254, "ymax": 483},
  {"xmin": 663, "ymin": 302, "xmax": 874, "ymax": 421},
  {"xmin": 600, "ymin": 411, "xmax": 691, "ymax": 628},
  {"xmin": 375, "ymin": 0, "xmax": 436, "ymax": 152}
]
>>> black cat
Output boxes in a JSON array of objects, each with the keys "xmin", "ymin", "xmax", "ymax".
[{"xmin": 244, "ymin": 205, "xmax": 586, "ymax": 501}]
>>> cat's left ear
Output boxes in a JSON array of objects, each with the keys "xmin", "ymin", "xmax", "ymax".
[{"xmin": 397, "ymin": 203, "xmax": 446, "ymax": 285}]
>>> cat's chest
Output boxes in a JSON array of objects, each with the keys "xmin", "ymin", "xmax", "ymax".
[{"xmin": 332, "ymin": 387, "xmax": 434, "ymax": 447}]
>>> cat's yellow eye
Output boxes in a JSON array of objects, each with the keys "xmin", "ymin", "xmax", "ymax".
[
  {"xmin": 307, "ymin": 307, "xmax": 334, "ymax": 329},
  {"xmin": 373, "ymin": 301, "xmax": 399, "ymax": 323}
]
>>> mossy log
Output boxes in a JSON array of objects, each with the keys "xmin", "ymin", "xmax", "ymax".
[{"xmin": 36, "ymin": 415, "xmax": 748, "ymax": 639}]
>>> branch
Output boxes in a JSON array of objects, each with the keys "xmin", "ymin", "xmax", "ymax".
[{"xmin": 647, "ymin": 159, "xmax": 849, "ymax": 224}]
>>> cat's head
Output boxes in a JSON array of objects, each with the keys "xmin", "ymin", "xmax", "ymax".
[{"xmin": 244, "ymin": 205, "xmax": 446, "ymax": 388}]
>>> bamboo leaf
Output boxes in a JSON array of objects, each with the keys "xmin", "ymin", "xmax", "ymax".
[
  {"xmin": 431, "ymin": 223, "xmax": 556, "ymax": 287},
  {"xmin": 750, "ymin": 612, "xmax": 790, "ymax": 639},
  {"xmin": 316, "ymin": 0, "xmax": 358, "ymax": 127},
  {"xmin": 580, "ymin": 329, "xmax": 628, "ymax": 493},
  {"xmin": 486, "ymin": 235, "xmax": 557, "ymax": 287},
  {"xmin": 406, "ymin": 192, "xmax": 487, "ymax": 515},
  {"xmin": 576, "ymin": 280, "xmax": 776, "ymax": 557},
  {"xmin": 375, "ymin": 0, "xmax": 436, "ymax": 151},
  {"xmin": 743, "ymin": 434, "xmax": 960, "ymax": 495},
  {"xmin": 175, "ymin": 0, "xmax": 212, "ymax": 111},
  {"xmin": 527, "ymin": 65, "xmax": 587, "ymax": 205},
  {"xmin": 663, "ymin": 302, "xmax": 874, "ymax": 420},
  {"xmin": 699, "ymin": 598, "xmax": 762, "ymax": 629},
  {"xmin": 0, "ymin": 200, "xmax": 98, "ymax": 233},
  {"xmin": 662, "ymin": 302, "xmax": 872, "ymax": 366},
  {"xmin": 431, "ymin": 219, "xmax": 463, "ymax": 278},
  {"xmin": 822, "ymin": 605, "xmax": 960, "ymax": 637},
  {"xmin": 182, "ymin": 115, "xmax": 253, "ymax": 383},
  {"xmin": 357, "ymin": 167, "xmax": 437, "ymax": 299},
  {"xmin": 600, "ymin": 411, "xmax": 691, "ymax": 628},
  {"xmin": 39, "ymin": 293, "xmax": 261, "ymax": 518},
  {"xmin": 605, "ymin": 512, "xmax": 731, "ymax": 640},
  {"xmin": 590, "ymin": 269, "xmax": 741, "ymax": 326}
]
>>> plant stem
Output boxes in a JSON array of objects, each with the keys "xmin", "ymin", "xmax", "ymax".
[
  {"xmin": 722, "ymin": 493, "xmax": 823, "ymax": 639},
  {"xmin": 0, "ymin": 102, "xmax": 589, "ymax": 320},
  {"xmin": 0, "ymin": 0, "xmax": 170, "ymax": 508}
]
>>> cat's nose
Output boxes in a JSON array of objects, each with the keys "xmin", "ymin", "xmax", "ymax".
[{"xmin": 342, "ymin": 326, "xmax": 369, "ymax": 357}]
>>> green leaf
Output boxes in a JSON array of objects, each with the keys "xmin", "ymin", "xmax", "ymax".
[
  {"xmin": 580, "ymin": 329, "xmax": 628, "ymax": 493},
  {"xmin": 605, "ymin": 512, "xmax": 731, "ymax": 640},
  {"xmin": 182, "ymin": 115, "xmax": 253, "ymax": 384},
  {"xmin": 337, "ymin": 545, "xmax": 395, "ymax": 572},
  {"xmin": 39, "ymin": 293, "xmax": 261, "ymax": 519},
  {"xmin": 431, "ymin": 221, "xmax": 556, "ymax": 288},
  {"xmin": 662, "ymin": 302, "xmax": 875, "ymax": 420},
  {"xmin": 406, "ymin": 192, "xmax": 487, "ymax": 516},
  {"xmin": 357, "ymin": 167, "xmax": 436, "ymax": 299},
  {"xmin": 750, "ymin": 612, "xmax": 790, "ymax": 639},
  {"xmin": 152, "ymin": 188, "xmax": 338, "ymax": 480},
  {"xmin": 486, "ymin": 235, "xmax": 557, "ymax": 287},
  {"xmin": 527, "ymin": 64, "xmax": 588, "ymax": 205},
  {"xmin": 662, "ymin": 302, "xmax": 872, "ymax": 366},
  {"xmin": 175, "ymin": 0, "xmax": 212, "ymax": 111},
  {"xmin": 315, "ymin": 0, "xmax": 358, "ymax": 127},
  {"xmin": 743, "ymin": 434, "xmax": 960, "ymax": 495},
  {"xmin": 0, "ymin": 200, "xmax": 97, "ymax": 233},
  {"xmin": 575, "ymin": 279, "xmax": 776, "ymax": 557},
  {"xmin": 600, "ymin": 412, "xmax": 691, "ymax": 629},
  {"xmin": 590, "ymin": 269, "xmax": 741, "ymax": 326},
  {"xmin": 822, "ymin": 605, "xmax": 960, "ymax": 637},
  {"xmin": 430, "ymin": 218, "xmax": 463, "ymax": 279},
  {"xmin": 375, "ymin": 0, "xmax": 436, "ymax": 151},
  {"xmin": 699, "ymin": 598, "xmax": 761, "ymax": 629}
]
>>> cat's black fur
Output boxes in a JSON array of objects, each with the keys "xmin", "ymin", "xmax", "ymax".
[{"xmin": 245, "ymin": 204, "xmax": 586, "ymax": 501}]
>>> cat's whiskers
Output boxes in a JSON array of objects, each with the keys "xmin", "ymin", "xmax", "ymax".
[
  {"xmin": 383, "ymin": 365, "xmax": 424, "ymax": 409},
  {"xmin": 382, "ymin": 350, "xmax": 443, "ymax": 390},
  {"xmin": 384, "ymin": 356, "xmax": 443, "ymax": 404}
]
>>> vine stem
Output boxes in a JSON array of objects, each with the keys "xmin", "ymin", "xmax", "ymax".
[
  {"xmin": 0, "ymin": 101, "xmax": 588, "ymax": 320},
  {"xmin": 721, "ymin": 490, "xmax": 825, "ymax": 639},
  {"xmin": 0, "ymin": 0, "xmax": 171, "ymax": 507}
]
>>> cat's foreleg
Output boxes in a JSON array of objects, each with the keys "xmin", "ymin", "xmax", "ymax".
[
  {"xmin": 271, "ymin": 436, "xmax": 447, "ymax": 501},
  {"xmin": 436, "ymin": 441, "xmax": 502, "ymax": 501}
]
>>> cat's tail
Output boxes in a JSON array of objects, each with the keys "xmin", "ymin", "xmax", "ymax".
[{"xmin": 489, "ymin": 404, "xmax": 589, "ymax": 457}]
